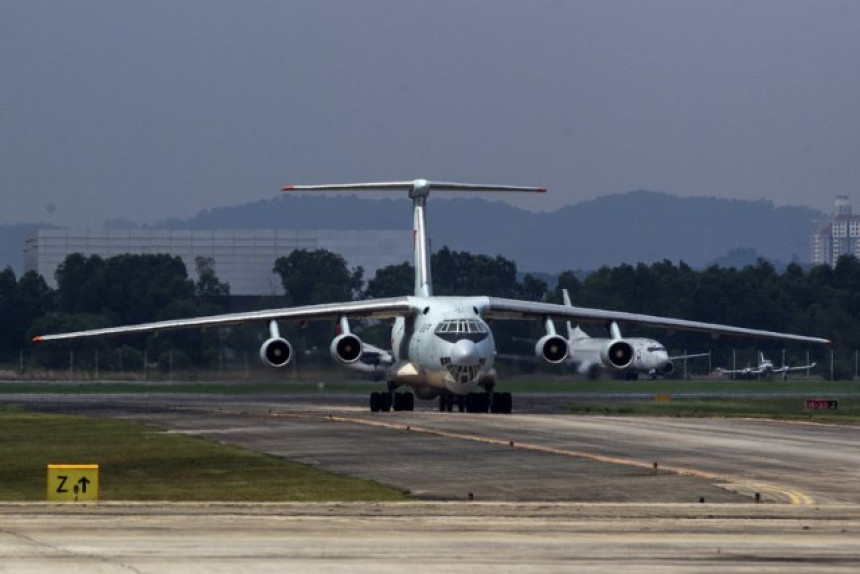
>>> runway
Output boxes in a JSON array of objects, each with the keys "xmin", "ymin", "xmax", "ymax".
[
  {"xmin": 8, "ymin": 392, "xmax": 860, "ymax": 505},
  {"xmin": 1, "ymin": 502, "xmax": 858, "ymax": 573},
  {"xmin": 3, "ymin": 391, "xmax": 860, "ymax": 571}
]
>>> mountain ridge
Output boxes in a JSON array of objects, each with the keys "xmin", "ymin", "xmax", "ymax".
[{"xmin": 1, "ymin": 191, "xmax": 823, "ymax": 276}]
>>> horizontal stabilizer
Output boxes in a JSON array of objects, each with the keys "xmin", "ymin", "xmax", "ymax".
[{"xmin": 283, "ymin": 179, "xmax": 545, "ymax": 195}]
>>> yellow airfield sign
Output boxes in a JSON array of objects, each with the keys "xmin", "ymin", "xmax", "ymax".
[{"xmin": 47, "ymin": 464, "xmax": 99, "ymax": 502}]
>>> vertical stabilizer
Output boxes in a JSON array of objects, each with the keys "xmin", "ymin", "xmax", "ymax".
[
  {"xmin": 284, "ymin": 179, "xmax": 545, "ymax": 297},
  {"xmin": 562, "ymin": 289, "xmax": 590, "ymax": 341},
  {"xmin": 562, "ymin": 289, "xmax": 575, "ymax": 340}
]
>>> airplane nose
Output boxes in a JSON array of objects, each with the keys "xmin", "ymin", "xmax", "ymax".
[{"xmin": 450, "ymin": 339, "xmax": 480, "ymax": 367}]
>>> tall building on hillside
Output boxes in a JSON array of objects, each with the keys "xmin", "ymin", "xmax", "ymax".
[
  {"xmin": 810, "ymin": 196, "xmax": 860, "ymax": 267},
  {"xmin": 24, "ymin": 228, "xmax": 411, "ymax": 296}
]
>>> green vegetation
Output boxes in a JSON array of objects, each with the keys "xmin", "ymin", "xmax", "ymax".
[
  {"xmin": 564, "ymin": 396, "xmax": 860, "ymax": 424},
  {"xmin": 0, "ymin": 379, "xmax": 384, "ymax": 395},
  {"xmin": 494, "ymin": 375, "xmax": 860, "ymax": 395},
  {"xmin": 4, "ymin": 249, "xmax": 860, "ymax": 377},
  {"xmin": 0, "ymin": 406, "xmax": 407, "ymax": 502}
]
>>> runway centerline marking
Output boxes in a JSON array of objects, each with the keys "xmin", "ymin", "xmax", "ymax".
[{"xmin": 263, "ymin": 410, "xmax": 816, "ymax": 506}]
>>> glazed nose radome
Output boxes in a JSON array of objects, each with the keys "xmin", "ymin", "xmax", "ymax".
[{"xmin": 450, "ymin": 339, "xmax": 480, "ymax": 366}]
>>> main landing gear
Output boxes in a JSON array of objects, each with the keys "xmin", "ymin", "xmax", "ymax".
[
  {"xmin": 369, "ymin": 382, "xmax": 415, "ymax": 412},
  {"xmin": 368, "ymin": 383, "xmax": 513, "ymax": 414},
  {"xmin": 438, "ymin": 391, "xmax": 512, "ymax": 414}
]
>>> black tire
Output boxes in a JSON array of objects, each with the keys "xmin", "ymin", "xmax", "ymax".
[
  {"xmin": 369, "ymin": 392, "xmax": 381, "ymax": 412},
  {"xmin": 393, "ymin": 392, "xmax": 414, "ymax": 411},
  {"xmin": 380, "ymin": 392, "xmax": 392, "ymax": 412},
  {"xmin": 493, "ymin": 392, "xmax": 512, "ymax": 414},
  {"xmin": 469, "ymin": 392, "xmax": 489, "ymax": 413}
]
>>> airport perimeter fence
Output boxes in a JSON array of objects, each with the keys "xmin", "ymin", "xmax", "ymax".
[{"xmin": 0, "ymin": 346, "xmax": 848, "ymax": 382}]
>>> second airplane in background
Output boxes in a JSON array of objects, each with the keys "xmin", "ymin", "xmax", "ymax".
[{"xmin": 561, "ymin": 290, "xmax": 710, "ymax": 379}]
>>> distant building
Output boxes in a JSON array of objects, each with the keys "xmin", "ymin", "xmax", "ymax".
[
  {"xmin": 810, "ymin": 196, "xmax": 860, "ymax": 267},
  {"xmin": 24, "ymin": 228, "xmax": 411, "ymax": 296}
]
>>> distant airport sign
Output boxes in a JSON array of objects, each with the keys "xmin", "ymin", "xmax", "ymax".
[
  {"xmin": 804, "ymin": 399, "xmax": 838, "ymax": 411},
  {"xmin": 47, "ymin": 464, "xmax": 99, "ymax": 502}
]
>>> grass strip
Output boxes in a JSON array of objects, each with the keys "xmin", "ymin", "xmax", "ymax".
[
  {"xmin": 0, "ymin": 406, "xmax": 407, "ymax": 502},
  {"xmin": 566, "ymin": 396, "xmax": 860, "ymax": 424},
  {"xmin": 2, "ymin": 376, "xmax": 858, "ymax": 396}
]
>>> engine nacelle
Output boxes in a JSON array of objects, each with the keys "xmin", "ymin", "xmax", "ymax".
[
  {"xmin": 600, "ymin": 340, "xmax": 635, "ymax": 370},
  {"xmin": 660, "ymin": 361, "xmax": 675, "ymax": 375},
  {"xmin": 535, "ymin": 334, "xmax": 569, "ymax": 364},
  {"xmin": 259, "ymin": 337, "xmax": 293, "ymax": 368},
  {"xmin": 331, "ymin": 333, "xmax": 363, "ymax": 365}
]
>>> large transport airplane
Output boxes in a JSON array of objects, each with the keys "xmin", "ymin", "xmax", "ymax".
[
  {"xmin": 561, "ymin": 289, "xmax": 710, "ymax": 380},
  {"xmin": 33, "ymin": 179, "xmax": 831, "ymax": 413}
]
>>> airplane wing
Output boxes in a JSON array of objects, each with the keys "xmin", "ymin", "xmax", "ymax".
[
  {"xmin": 482, "ymin": 297, "xmax": 831, "ymax": 345},
  {"xmin": 357, "ymin": 342, "xmax": 395, "ymax": 366},
  {"xmin": 668, "ymin": 351, "xmax": 711, "ymax": 361},
  {"xmin": 33, "ymin": 297, "xmax": 413, "ymax": 342},
  {"xmin": 776, "ymin": 362, "xmax": 817, "ymax": 373}
]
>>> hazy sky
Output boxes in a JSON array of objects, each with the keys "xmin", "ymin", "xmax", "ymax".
[{"xmin": 2, "ymin": 1, "xmax": 858, "ymax": 228}]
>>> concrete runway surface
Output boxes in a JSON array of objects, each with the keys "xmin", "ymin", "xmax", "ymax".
[{"xmin": 3, "ymin": 391, "xmax": 860, "ymax": 571}]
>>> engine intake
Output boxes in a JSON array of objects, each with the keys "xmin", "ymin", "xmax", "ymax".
[
  {"xmin": 260, "ymin": 337, "xmax": 293, "ymax": 368},
  {"xmin": 601, "ymin": 340, "xmax": 634, "ymax": 370},
  {"xmin": 535, "ymin": 334, "xmax": 569, "ymax": 364},
  {"xmin": 331, "ymin": 333, "xmax": 363, "ymax": 364}
]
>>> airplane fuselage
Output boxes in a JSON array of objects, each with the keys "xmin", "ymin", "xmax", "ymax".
[
  {"xmin": 389, "ymin": 296, "xmax": 496, "ymax": 398},
  {"xmin": 569, "ymin": 336, "xmax": 670, "ymax": 376}
]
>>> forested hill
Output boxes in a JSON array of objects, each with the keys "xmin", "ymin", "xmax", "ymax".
[
  {"xmin": 1, "ymin": 192, "xmax": 823, "ymax": 276},
  {"xmin": 157, "ymin": 191, "xmax": 822, "ymax": 273}
]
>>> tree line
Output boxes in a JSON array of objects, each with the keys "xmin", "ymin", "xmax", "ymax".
[{"xmin": 0, "ymin": 247, "xmax": 854, "ymax": 376}]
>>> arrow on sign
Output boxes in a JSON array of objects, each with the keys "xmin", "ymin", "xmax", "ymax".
[{"xmin": 77, "ymin": 477, "xmax": 90, "ymax": 494}]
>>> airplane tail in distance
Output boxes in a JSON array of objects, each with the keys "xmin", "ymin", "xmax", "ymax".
[
  {"xmin": 562, "ymin": 288, "xmax": 591, "ymax": 341},
  {"xmin": 284, "ymin": 179, "xmax": 545, "ymax": 297}
]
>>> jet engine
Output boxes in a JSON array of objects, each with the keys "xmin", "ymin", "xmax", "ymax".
[
  {"xmin": 660, "ymin": 361, "xmax": 675, "ymax": 376},
  {"xmin": 600, "ymin": 340, "xmax": 635, "ymax": 370},
  {"xmin": 259, "ymin": 337, "xmax": 293, "ymax": 368},
  {"xmin": 535, "ymin": 334, "xmax": 569, "ymax": 364},
  {"xmin": 331, "ymin": 333, "xmax": 363, "ymax": 364}
]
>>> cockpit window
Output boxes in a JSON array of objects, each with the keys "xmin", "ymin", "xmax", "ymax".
[{"xmin": 434, "ymin": 319, "xmax": 490, "ymax": 343}]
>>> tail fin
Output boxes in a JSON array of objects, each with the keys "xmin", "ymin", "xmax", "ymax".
[
  {"xmin": 562, "ymin": 289, "xmax": 575, "ymax": 340},
  {"xmin": 562, "ymin": 288, "xmax": 591, "ymax": 341},
  {"xmin": 284, "ymin": 179, "xmax": 545, "ymax": 297}
]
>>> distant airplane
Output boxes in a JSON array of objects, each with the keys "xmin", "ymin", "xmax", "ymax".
[
  {"xmin": 348, "ymin": 342, "xmax": 394, "ymax": 381},
  {"xmin": 33, "ymin": 179, "xmax": 831, "ymax": 413},
  {"xmin": 717, "ymin": 351, "xmax": 817, "ymax": 380},
  {"xmin": 560, "ymin": 290, "xmax": 710, "ymax": 380}
]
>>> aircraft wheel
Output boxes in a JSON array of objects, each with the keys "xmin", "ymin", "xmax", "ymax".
[
  {"xmin": 467, "ymin": 392, "xmax": 489, "ymax": 413},
  {"xmin": 380, "ymin": 392, "xmax": 393, "ymax": 412},
  {"xmin": 369, "ymin": 392, "xmax": 381, "ymax": 412},
  {"xmin": 491, "ymin": 392, "xmax": 512, "ymax": 414},
  {"xmin": 394, "ymin": 392, "xmax": 415, "ymax": 411}
]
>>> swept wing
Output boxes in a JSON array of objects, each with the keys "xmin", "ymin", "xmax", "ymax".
[
  {"xmin": 482, "ymin": 297, "xmax": 831, "ymax": 345},
  {"xmin": 33, "ymin": 297, "xmax": 412, "ymax": 342}
]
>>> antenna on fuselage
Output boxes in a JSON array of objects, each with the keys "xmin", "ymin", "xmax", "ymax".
[{"xmin": 283, "ymin": 179, "xmax": 545, "ymax": 297}]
